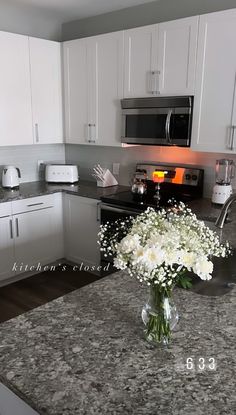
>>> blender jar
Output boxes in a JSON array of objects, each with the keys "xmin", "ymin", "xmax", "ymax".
[{"xmin": 215, "ymin": 159, "xmax": 235, "ymax": 185}]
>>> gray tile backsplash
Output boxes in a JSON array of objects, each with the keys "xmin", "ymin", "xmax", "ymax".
[
  {"xmin": 0, "ymin": 144, "xmax": 65, "ymax": 184},
  {"xmin": 1, "ymin": 142, "xmax": 236, "ymax": 199},
  {"xmin": 65, "ymin": 144, "xmax": 236, "ymax": 198}
]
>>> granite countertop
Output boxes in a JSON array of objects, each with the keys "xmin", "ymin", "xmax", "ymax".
[
  {"xmin": 0, "ymin": 180, "xmax": 235, "ymax": 229},
  {"xmin": 0, "ymin": 271, "xmax": 235, "ymax": 415},
  {"xmin": 0, "ymin": 180, "xmax": 129, "ymax": 203},
  {"xmin": 0, "ymin": 181, "xmax": 235, "ymax": 413}
]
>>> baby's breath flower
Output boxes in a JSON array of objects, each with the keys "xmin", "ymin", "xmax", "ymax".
[{"xmin": 98, "ymin": 203, "xmax": 231, "ymax": 289}]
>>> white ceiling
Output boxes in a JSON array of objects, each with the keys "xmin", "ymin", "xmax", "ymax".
[{"xmin": 3, "ymin": 0, "xmax": 156, "ymax": 22}]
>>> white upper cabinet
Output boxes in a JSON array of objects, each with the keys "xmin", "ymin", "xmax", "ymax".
[
  {"xmin": 124, "ymin": 25, "xmax": 157, "ymax": 97},
  {"xmin": 63, "ymin": 38, "xmax": 89, "ymax": 144},
  {"xmin": 157, "ymin": 17, "xmax": 198, "ymax": 95},
  {"xmin": 123, "ymin": 17, "xmax": 198, "ymax": 97},
  {"xmin": 0, "ymin": 32, "xmax": 62, "ymax": 147},
  {"xmin": 191, "ymin": 9, "xmax": 236, "ymax": 153},
  {"xmin": 29, "ymin": 37, "xmax": 63, "ymax": 144},
  {"xmin": 63, "ymin": 31, "xmax": 124, "ymax": 146},
  {"xmin": 0, "ymin": 31, "xmax": 33, "ymax": 146},
  {"xmin": 91, "ymin": 32, "xmax": 124, "ymax": 146}
]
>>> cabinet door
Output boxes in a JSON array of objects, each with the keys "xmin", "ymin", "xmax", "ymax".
[
  {"xmin": 191, "ymin": 10, "xmax": 236, "ymax": 153},
  {"xmin": 0, "ymin": 216, "xmax": 15, "ymax": 281},
  {"xmin": 124, "ymin": 25, "xmax": 157, "ymax": 97},
  {"xmin": 64, "ymin": 195, "xmax": 100, "ymax": 267},
  {"xmin": 91, "ymin": 31, "xmax": 124, "ymax": 146},
  {"xmin": 29, "ymin": 37, "xmax": 63, "ymax": 144},
  {"xmin": 63, "ymin": 39, "xmax": 89, "ymax": 144},
  {"xmin": 157, "ymin": 16, "xmax": 198, "ymax": 95},
  {"xmin": 14, "ymin": 207, "xmax": 60, "ymax": 268},
  {"xmin": 0, "ymin": 31, "xmax": 33, "ymax": 146}
]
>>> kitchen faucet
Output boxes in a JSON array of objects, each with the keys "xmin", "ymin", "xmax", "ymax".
[{"xmin": 215, "ymin": 193, "xmax": 236, "ymax": 228}]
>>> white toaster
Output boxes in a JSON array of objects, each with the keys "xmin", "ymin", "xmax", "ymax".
[{"xmin": 45, "ymin": 164, "xmax": 79, "ymax": 183}]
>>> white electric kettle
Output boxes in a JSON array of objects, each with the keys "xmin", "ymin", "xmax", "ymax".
[{"xmin": 2, "ymin": 165, "xmax": 21, "ymax": 188}]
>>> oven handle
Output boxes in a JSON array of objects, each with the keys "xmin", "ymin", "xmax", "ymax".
[{"xmin": 101, "ymin": 203, "xmax": 141, "ymax": 215}]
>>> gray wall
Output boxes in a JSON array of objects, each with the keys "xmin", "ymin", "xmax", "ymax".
[
  {"xmin": 62, "ymin": 0, "xmax": 236, "ymax": 40},
  {"xmin": 0, "ymin": 1, "xmax": 62, "ymax": 40}
]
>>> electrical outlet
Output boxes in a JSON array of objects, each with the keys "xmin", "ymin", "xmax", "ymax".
[{"xmin": 113, "ymin": 163, "xmax": 120, "ymax": 175}]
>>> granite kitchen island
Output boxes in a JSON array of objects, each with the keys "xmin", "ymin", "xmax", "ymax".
[{"xmin": 0, "ymin": 269, "xmax": 235, "ymax": 415}]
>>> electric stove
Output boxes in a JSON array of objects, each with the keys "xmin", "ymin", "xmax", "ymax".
[{"xmin": 101, "ymin": 163, "xmax": 204, "ymax": 211}]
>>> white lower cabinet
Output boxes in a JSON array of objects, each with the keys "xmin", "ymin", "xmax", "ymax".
[
  {"xmin": 0, "ymin": 192, "xmax": 102, "ymax": 284},
  {"xmin": 0, "ymin": 213, "xmax": 15, "ymax": 281},
  {"xmin": 0, "ymin": 194, "xmax": 63, "ymax": 283},
  {"xmin": 14, "ymin": 208, "xmax": 59, "ymax": 271},
  {"xmin": 12, "ymin": 193, "xmax": 63, "ymax": 273},
  {"xmin": 64, "ymin": 194, "xmax": 100, "ymax": 267}
]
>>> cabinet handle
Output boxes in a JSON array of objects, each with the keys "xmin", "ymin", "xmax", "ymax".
[
  {"xmin": 15, "ymin": 218, "xmax": 19, "ymax": 237},
  {"xmin": 9, "ymin": 219, "xmax": 13, "ymax": 239},
  {"xmin": 27, "ymin": 202, "xmax": 44, "ymax": 207},
  {"xmin": 230, "ymin": 126, "xmax": 236, "ymax": 150},
  {"xmin": 97, "ymin": 202, "xmax": 101, "ymax": 222},
  {"xmin": 88, "ymin": 123, "xmax": 96, "ymax": 143},
  {"xmin": 150, "ymin": 71, "xmax": 160, "ymax": 95},
  {"xmin": 87, "ymin": 124, "xmax": 91, "ymax": 142},
  {"xmin": 35, "ymin": 123, "xmax": 39, "ymax": 143}
]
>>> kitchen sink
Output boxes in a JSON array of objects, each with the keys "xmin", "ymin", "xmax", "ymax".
[
  {"xmin": 187, "ymin": 249, "xmax": 236, "ymax": 296},
  {"xmin": 182, "ymin": 218, "xmax": 235, "ymax": 296}
]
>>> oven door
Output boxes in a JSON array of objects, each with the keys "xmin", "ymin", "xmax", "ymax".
[
  {"xmin": 100, "ymin": 203, "xmax": 141, "ymax": 269},
  {"xmin": 101, "ymin": 203, "xmax": 141, "ymax": 223}
]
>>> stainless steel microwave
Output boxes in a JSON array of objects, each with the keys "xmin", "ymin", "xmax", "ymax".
[{"xmin": 121, "ymin": 96, "xmax": 193, "ymax": 146}]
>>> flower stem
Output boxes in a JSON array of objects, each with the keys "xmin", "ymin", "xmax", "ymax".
[{"xmin": 145, "ymin": 285, "xmax": 172, "ymax": 344}]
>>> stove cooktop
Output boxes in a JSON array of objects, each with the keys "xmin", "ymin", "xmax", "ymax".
[{"xmin": 101, "ymin": 189, "xmax": 192, "ymax": 211}]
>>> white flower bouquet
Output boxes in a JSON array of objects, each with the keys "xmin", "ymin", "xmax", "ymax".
[{"xmin": 99, "ymin": 203, "xmax": 231, "ymax": 344}]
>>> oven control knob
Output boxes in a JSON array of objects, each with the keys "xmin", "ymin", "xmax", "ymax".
[
  {"xmin": 185, "ymin": 174, "xmax": 191, "ymax": 180},
  {"xmin": 192, "ymin": 174, "xmax": 198, "ymax": 181}
]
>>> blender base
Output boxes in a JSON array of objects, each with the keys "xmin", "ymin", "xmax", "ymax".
[{"xmin": 211, "ymin": 184, "xmax": 233, "ymax": 204}]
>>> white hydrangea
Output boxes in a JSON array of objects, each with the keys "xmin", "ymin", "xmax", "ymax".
[
  {"xmin": 117, "ymin": 233, "xmax": 140, "ymax": 253},
  {"xmin": 193, "ymin": 257, "xmax": 213, "ymax": 280},
  {"xmin": 113, "ymin": 256, "xmax": 127, "ymax": 270}
]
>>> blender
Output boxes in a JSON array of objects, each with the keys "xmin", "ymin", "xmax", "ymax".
[{"xmin": 212, "ymin": 159, "xmax": 235, "ymax": 204}]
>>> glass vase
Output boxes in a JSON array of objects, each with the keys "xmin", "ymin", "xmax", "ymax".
[{"xmin": 141, "ymin": 284, "xmax": 179, "ymax": 345}]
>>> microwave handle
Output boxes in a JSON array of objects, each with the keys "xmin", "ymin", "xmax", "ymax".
[{"xmin": 165, "ymin": 109, "xmax": 173, "ymax": 144}]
